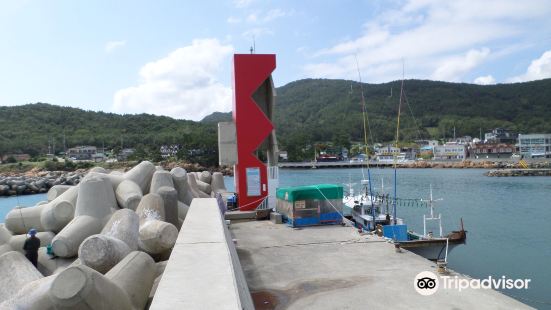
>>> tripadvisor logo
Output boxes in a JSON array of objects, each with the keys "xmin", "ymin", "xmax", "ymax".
[
  {"xmin": 414, "ymin": 271, "xmax": 439, "ymax": 296},
  {"xmin": 414, "ymin": 271, "xmax": 531, "ymax": 296}
]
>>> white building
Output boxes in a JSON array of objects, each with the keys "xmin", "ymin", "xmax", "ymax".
[
  {"xmin": 518, "ymin": 134, "xmax": 551, "ymax": 158},
  {"xmin": 433, "ymin": 143, "xmax": 467, "ymax": 161},
  {"xmin": 375, "ymin": 145, "xmax": 401, "ymax": 161}
]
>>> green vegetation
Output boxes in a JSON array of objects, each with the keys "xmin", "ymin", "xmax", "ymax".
[
  {"xmin": 201, "ymin": 78, "xmax": 551, "ymax": 161},
  {"xmin": 2, "ymin": 78, "xmax": 551, "ymax": 164},
  {"xmin": 0, "ymin": 103, "xmax": 217, "ymax": 166}
]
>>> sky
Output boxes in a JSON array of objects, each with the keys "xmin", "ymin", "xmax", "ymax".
[{"xmin": 1, "ymin": 0, "xmax": 551, "ymax": 121}]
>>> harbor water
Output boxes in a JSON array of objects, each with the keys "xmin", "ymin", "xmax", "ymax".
[{"xmin": 2, "ymin": 169, "xmax": 550, "ymax": 308}]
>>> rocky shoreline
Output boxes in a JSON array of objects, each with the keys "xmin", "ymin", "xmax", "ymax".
[
  {"xmin": 0, "ymin": 171, "xmax": 86, "ymax": 197},
  {"xmin": 0, "ymin": 162, "xmax": 233, "ymax": 197},
  {"xmin": 485, "ymin": 169, "xmax": 551, "ymax": 177}
]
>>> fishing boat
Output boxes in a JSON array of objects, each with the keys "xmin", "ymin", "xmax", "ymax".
[
  {"xmin": 396, "ymin": 185, "xmax": 466, "ymax": 261},
  {"xmin": 343, "ymin": 179, "xmax": 403, "ymax": 229}
]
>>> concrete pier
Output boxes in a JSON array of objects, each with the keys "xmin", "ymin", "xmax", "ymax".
[
  {"xmin": 231, "ymin": 221, "xmax": 532, "ymax": 309},
  {"xmin": 150, "ymin": 198, "xmax": 254, "ymax": 310}
]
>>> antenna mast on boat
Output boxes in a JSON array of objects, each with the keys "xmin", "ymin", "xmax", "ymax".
[{"xmin": 354, "ymin": 54, "xmax": 376, "ymax": 230}]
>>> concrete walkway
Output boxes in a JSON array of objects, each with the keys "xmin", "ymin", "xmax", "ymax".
[
  {"xmin": 231, "ymin": 221, "xmax": 532, "ymax": 310},
  {"xmin": 150, "ymin": 198, "xmax": 254, "ymax": 310}
]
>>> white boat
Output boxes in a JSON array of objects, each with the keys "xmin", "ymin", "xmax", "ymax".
[{"xmin": 343, "ymin": 179, "xmax": 403, "ymax": 230}]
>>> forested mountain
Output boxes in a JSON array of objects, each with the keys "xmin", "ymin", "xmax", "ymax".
[
  {"xmin": 2, "ymin": 78, "xmax": 551, "ymax": 163},
  {"xmin": 201, "ymin": 78, "xmax": 551, "ymax": 160},
  {"xmin": 0, "ymin": 103, "xmax": 217, "ymax": 163}
]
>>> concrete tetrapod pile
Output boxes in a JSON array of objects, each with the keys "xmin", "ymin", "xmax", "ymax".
[{"xmin": 0, "ymin": 161, "xmax": 229, "ymax": 309}]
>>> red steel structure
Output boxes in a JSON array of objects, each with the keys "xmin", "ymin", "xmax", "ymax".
[{"xmin": 232, "ymin": 54, "xmax": 276, "ymax": 211}]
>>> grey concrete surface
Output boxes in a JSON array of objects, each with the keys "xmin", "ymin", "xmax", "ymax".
[
  {"xmin": 149, "ymin": 198, "xmax": 254, "ymax": 310},
  {"xmin": 199, "ymin": 170, "xmax": 212, "ymax": 184},
  {"xmin": 101, "ymin": 209, "xmax": 140, "ymax": 251},
  {"xmin": 156, "ymin": 186, "xmax": 179, "ymax": 229},
  {"xmin": 170, "ymin": 167, "xmax": 195, "ymax": 205},
  {"xmin": 52, "ymin": 215, "xmax": 103, "ymax": 258},
  {"xmin": 47, "ymin": 185, "xmax": 72, "ymax": 201},
  {"xmin": 136, "ymin": 193, "xmax": 165, "ymax": 223},
  {"xmin": 231, "ymin": 221, "xmax": 533, "ymax": 310},
  {"xmin": 150, "ymin": 171, "xmax": 175, "ymax": 194},
  {"xmin": 0, "ymin": 251, "xmax": 43, "ymax": 303},
  {"xmin": 124, "ymin": 161, "xmax": 155, "ymax": 194},
  {"xmin": 49, "ymin": 264, "xmax": 133, "ymax": 309},
  {"xmin": 186, "ymin": 174, "xmax": 211, "ymax": 198},
  {"xmin": 5, "ymin": 205, "xmax": 46, "ymax": 234},
  {"xmin": 138, "ymin": 220, "xmax": 178, "ymax": 255},
  {"xmin": 177, "ymin": 201, "xmax": 189, "ymax": 221},
  {"xmin": 78, "ymin": 234, "xmax": 131, "ymax": 274},
  {"xmin": 0, "ymin": 274, "xmax": 57, "ymax": 310},
  {"xmin": 115, "ymin": 180, "xmax": 143, "ymax": 210},
  {"xmin": 211, "ymin": 172, "xmax": 227, "ymax": 194},
  {"xmin": 37, "ymin": 247, "xmax": 75, "ymax": 276},
  {"xmin": 75, "ymin": 175, "xmax": 117, "ymax": 223},
  {"xmin": 105, "ymin": 251, "xmax": 156, "ymax": 310}
]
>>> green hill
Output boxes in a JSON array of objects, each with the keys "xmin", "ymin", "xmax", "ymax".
[
  {"xmin": 201, "ymin": 78, "xmax": 551, "ymax": 160},
  {"xmin": 2, "ymin": 78, "xmax": 551, "ymax": 164},
  {"xmin": 0, "ymin": 103, "xmax": 217, "ymax": 164}
]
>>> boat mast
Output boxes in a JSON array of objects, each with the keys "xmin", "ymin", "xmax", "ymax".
[
  {"xmin": 355, "ymin": 55, "xmax": 376, "ymax": 230},
  {"xmin": 393, "ymin": 62, "xmax": 405, "ymax": 225}
]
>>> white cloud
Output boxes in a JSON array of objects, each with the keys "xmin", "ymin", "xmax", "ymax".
[
  {"xmin": 245, "ymin": 8, "xmax": 293, "ymax": 24},
  {"xmin": 105, "ymin": 40, "xmax": 126, "ymax": 53},
  {"xmin": 474, "ymin": 75, "xmax": 496, "ymax": 85},
  {"xmin": 227, "ymin": 16, "xmax": 241, "ymax": 24},
  {"xmin": 508, "ymin": 50, "xmax": 551, "ymax": 82},
  {"xmin": 304, "ymin": 0, "xmax": 551, "ymax": 82},
  {"xmin": 112, "ymin": 38, "xmax": 233, "ymax": 121},
  {"xmin": 234, "ymin": 0, "xmax": 253, "ymax": 8},
  {"xmin": 432, "ymin": 48, "xmax": 490, "ymax": 81}
]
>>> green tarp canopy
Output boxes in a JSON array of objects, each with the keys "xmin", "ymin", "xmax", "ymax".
[{"xmin": 276, "ymin": 184, "xmax": 343, "ymax": 202}]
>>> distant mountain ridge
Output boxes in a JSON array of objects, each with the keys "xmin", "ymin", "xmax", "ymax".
[{"xmin": 2, "ymin": 78, "xmax": 551, "ymax": 162}]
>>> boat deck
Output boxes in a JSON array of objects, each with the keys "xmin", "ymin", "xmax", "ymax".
[{"xmin": 230, "ymin": 220, "xmax": 532, "ymax": 309}]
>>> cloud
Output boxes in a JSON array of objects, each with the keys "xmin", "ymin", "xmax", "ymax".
[
  {"xmin": 227, "ymin": 16, "xmax": 241, "ymax": 24},
  {"xmin": 508, "ymin": 50, "xmax": 551, "ymax": 82},
  {"xmin": 432, "ymin": 48, "xmax": 490, "ymax": 81},
  {"xmin": 112, "ymin": 38, "xmax": 233, "ymax": 121},
  {"xmin": 303, "ymin": 0, "xmax": 551, "ymax": 82},
  {"xmin": 234, "ymin": 0, "xmax": 253, "ymax": 8},
  {"xmin": 245, "ymin": 8, "xmax": 293, "ymax": 24},
  {"xmin": 242, "ymin": 27, "xmax": 274, "ymax": 39},
  {"xmin": 105, "ymin": 40, "xmax": 126, "ymax": 53},
  {"xmin": 474, "ymin": 75, "xmax": 496, "ymax": 85}
]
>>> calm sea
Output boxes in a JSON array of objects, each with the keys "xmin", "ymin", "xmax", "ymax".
[
  {"xmin": 2, "ymin": 169, "xmax": 549, "ymax": 308},
  {"xmin": 0, "ymin": 193, "xmax": 48, "ymax": 224}
]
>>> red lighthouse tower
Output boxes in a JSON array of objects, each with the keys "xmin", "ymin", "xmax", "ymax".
[{"xmin": 231, "ymin": 54, "xmax": 278, "ymax": 211}]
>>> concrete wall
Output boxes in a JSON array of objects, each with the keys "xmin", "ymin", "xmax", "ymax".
[{"xmin": 149, "ymin": 198, "xmax": 254, "ymax": 310}]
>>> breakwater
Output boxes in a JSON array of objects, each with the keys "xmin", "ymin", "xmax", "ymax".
[
  {"xmin": 0, "ymin": 171, "xmax": 85, "ymax": 196},
  {"xmin": 0, "ymin": 161, "xmax": 228, "ymax": 308},
  {"xmin": 485, "ymin": 169, "xmax": 551, "ymax": 177}
]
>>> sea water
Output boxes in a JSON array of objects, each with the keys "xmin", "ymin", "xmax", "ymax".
[
  {"xmin": 0, "ymin": 193, "xmax": 47, "ymax": 224},
  {"xmin": 2, "ymin": 170, "xmax": 549, "ymax": 308}
]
